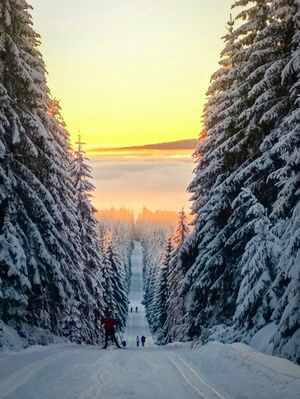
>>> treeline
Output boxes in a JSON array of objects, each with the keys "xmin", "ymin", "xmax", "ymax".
[
  {"xmin": 145, "ymin": 0, "xmax": 300, "ymax": 364},
  {"xmin": 0, "ymin": 1, "xmax": 132, "ymax": 346},
  {"xmin": 184, "ymin": 0, "xmax": 300, "ymax": 364},
  {"xmin": 98, "ymin": 209, "xmax": 134, "ymax": 331},
  {"xmin": 135, "ymin": 207, "xmax": 178, "ymax": 237},
  {"xmin": 142, "ymin": 209, "xmax": 190, "ymax": 343}
]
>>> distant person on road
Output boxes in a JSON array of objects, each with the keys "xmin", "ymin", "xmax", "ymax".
[
  {"xmin": 136, "ymin": 336, "xmax": 140, "ymax": 347},
  {"xmin": 135, "ymin": 306, "xmax": 138, "ymax": 313},
  {"xmin": 101, "ymin": 314, "xmax": 121, "ymax": 349},
  {"xmin": 141, "ymin": 335, "xmax": 146, "ymax": 347},
  {"xmin": 130, "ymin": 307, "xmax": 133, "ymax": 313}
]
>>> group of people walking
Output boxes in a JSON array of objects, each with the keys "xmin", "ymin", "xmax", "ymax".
[
  {"xmin": 136, "ymin": 335, "xmax": 146, "ymax": 347},
  {"xmin": 100, "ymin": 313, "xmax": 147, "ymax": 349}
]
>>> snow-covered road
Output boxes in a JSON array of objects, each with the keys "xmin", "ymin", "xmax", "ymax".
[{"xmin": 0, "ymin": 242, "xmax": 299, "ymax": 399}]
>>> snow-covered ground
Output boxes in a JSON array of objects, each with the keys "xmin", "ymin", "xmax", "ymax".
[
  {"xmin": 126, "ymin": 241, "xmax": 153, "ymax": 347},
  {"xmin": 0, "ymin": 242, "xmax": 299, "ymax": 399}
]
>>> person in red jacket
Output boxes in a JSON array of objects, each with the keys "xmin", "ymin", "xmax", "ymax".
[{"xmin": 101, "ymin": 314, "xmax": 121, "ymax": 349}]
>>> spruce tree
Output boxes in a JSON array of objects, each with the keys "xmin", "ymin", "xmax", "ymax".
[
  {"xmin": 0, "ymin": 0, "xmax": 76, "ymax": 333},
  {"xmin": 70, "ymin": 135, "xmax": 105, "ymax": 342},
  {"xmin": 152, "ymin": 237, "xmax": 173, "ymax": 340},
  {"xmin": 271, "ymin": 203, "xmax": 300, "ymax": 364},
  {"xmin": 103, "ymin": 232, "xmax": 128, "ymax": 331},
  {"xmin": 142, "ymin": 227, "xmax": 168, "ymax": 332},
  {"xmin": 183, "ymin": 0, "xmax": 300, "ymax": 364},
  {"xmin": 233, "ymin": 192, "xmax": 281, "ymax": 334},
  {"xmin": 172, "ymin": 209, "xmax": 189, "ymax": 248},
  {"xmin": 0, "ymin": 1, "xmax": 103, "ymax": 344},
  {"xmin": 164, "ymin": 209, "xmax": 190, "ymax": 342}
]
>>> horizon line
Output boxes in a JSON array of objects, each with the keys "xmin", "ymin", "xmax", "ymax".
[{"xmin": 87, "ymin": 138, "xmax": 198, "ymax": 152}]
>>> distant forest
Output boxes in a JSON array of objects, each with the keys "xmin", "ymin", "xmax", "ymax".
[{"xmin": 89, "ymin": 139, "xmax": 198, "ymax": 152}]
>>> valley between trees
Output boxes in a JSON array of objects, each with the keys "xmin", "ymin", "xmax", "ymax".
[
  {"xmin": 0, "ymin": 0, "xmax": 299, "ymax": 382},
  {"xmin": 0, "ymin": 243, "xmax": 299, "ymax": 399}
]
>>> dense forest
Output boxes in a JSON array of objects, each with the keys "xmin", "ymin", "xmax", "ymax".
[
  {"xmin": 143, "ymin": 0, "xmax": 300, "ymax": 364},
  {"xmin": 0, "ymin": 0, "xmax": 132, "ymax": 347}
]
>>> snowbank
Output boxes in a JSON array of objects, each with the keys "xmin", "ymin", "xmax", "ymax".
[
  {"xmin": 0, "ymin": 321, "xmax": 28, "ymax": 351},
  {"xmin": 176, "ymin": 341, "xmax": 300, "ymax": 399},
  {"xmin": 231, "ymin": 342, "xmax": 300, "ymax": 379},
  {"xmin": 249, "ymin": 321, "xmax": 276, "ymax": 354},
  {"xmin": 0, "ymin": 321, "xmax": 68, "ymax": 353}
]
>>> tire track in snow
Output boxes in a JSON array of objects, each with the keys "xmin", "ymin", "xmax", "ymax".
[
  {"xmin": 0, "ymin": 349, "xmax": 78, "ymax": 399},
  {"xmin": 166, "ymin": 352, "xmax": 231, "ymax": 399}
]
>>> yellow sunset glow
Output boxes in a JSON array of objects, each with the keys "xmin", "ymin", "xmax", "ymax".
[{"xmin": 30, "ymin": 0, "xmax": 233, "ymax": 148}]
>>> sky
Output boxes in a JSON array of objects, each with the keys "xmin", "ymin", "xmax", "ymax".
[
  {"xmin": 29, "ymin": 0, "xmax": 234, "ymax": 213},
  {"xmin": 30, "ymin": 0, "xmax": 233, "ymax": 148},
  {"xmin": 89, "ymin": 150, "xmax": 194, "ymax": 214}
]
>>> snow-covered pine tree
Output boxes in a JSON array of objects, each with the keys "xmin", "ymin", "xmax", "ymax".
[
  {"xmin": 150, "ymin": 236, "xmax": 173, "ymax": 342},
  {"xmin": 71, "ymin": 136, "xmax": 103, "ymax": 268},
  {"xmin": 263, "ymin": 12, "xmax": 300, "ymax": 362},
  {"xmin": 141, "ymin": 227, "xmax": 168, "ymax": 331},
  {"xmin": 97, "ymin": 222, "xmax": 106, "ymax": 253},
  {"xmin": 233, "ymin": 191, "xmax": 281, "ymax": 335},
  {"xmin": 0, "ymin": 0, "xmax": 45, "ymax": 326},
  {"xmin": 184, "ymin": 4, "xmax": 268, "ymax": 333},
  {"xmin": 0, "ymin": 0, "xmax": 103, "ymax": 345},
  {"xmin": 102, "ymin": 233, "xmax": 116, "ymax": 317},
  {"xmin": 112, "ymin": 220, "xmax": 134, "ymax": 294},
  {"xmin": 70, "ymin": 135, "xmax": 105, "ymax": 343},
  {"xmin": 172, "ymin": 209, "xmax": 189, "ymax": 248},
  {"xmin": 0, "ymin": 221, "xmax": 31, "ymax": 324},
  {"xmin": 272, "ymin": 201, "xmax": 300, "ymax": 364},
  {"xmin": 103, "ymin": 232, "xmax": 129, "ymax": 331},
  {"xmin": 95, "ymin": 208, "xmax": 134, "ymax": 338},
  {"xmin": 232, "ymin": 0, "xmax": 300, "ymax": 361},
  {"xmin": 267, "ymin": 13, "xmax": 300, "ymax": 222},
  {"xmin": 183, "ymin": 0, "xmax": 300, "ymax": 363},
  {"xmin": 0, "ymin": 0, "xmax": 76, "ymax": 334},
  {"xmin": 71, "ymin": 136, "xmax": 96, "ymax": 237},
  {"xmin": 164, "ymin": 209, "xmax": 190, "ymax": 342}
]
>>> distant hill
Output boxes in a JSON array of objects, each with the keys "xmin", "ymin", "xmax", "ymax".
[{"xmin": 89, "ymin": 139, "xmax": 197, "ymax": 152}]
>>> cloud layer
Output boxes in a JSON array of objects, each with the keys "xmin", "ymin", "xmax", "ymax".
[{"xmin": 89, "ymin": 150, "xmax": 194, "ymax": 213}]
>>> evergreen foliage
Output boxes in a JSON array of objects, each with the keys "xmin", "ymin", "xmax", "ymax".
[
  {"xmin": 151, "ymin": 237, "xmax": 172, "ymax": 342},
  {"xmin": 97, "ymin": 209, "xmax": 134, "ymax": 332},
  {"xmin": 156, "ymin": 0, "xmax": 300, "ymax": 364},
  {"xmin": 142, "ymin": 210, "xmax": 190, "ymax": 343},
  {"xmin": 164, "ymin": 209, "xmax": 190, "ymax": 342},
  {"xmin": 103, "ymin": 233, "xmax": 128, "ymax": 330},
  {"xmin": 141, "ymin": 226, "xmax": 170, "ymax": 333},
  {"xmin": 70, "ymin": 136, "xmax": 105, "ymax": 343},
  {"xmin": 0, "ymin": 0, "xmax": 109, "ymax": 346}
]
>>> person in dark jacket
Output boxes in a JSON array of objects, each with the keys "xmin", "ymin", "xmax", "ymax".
[
  {"xmin": 101, "ymin": 315, "xmax": 120, "ymax": 349},
  {"xmin": 140, "ymin": 335, "xmax": 146, "ymax": 347}
]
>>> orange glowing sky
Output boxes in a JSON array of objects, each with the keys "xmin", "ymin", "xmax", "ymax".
[
  {"xmin": 88, "ymin": 149, "xmax": 194, "ymax": 213},
  {"xmin": 30, "ymin": 0, "xmax": 233, "ymax": 148}
]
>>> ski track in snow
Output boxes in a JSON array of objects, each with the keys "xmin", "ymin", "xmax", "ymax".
[
  {"xmin": 78, "ymin": 352, "xmax": 117, "ymax": 399},
  {"xmin": 0, "ymin": 348, "xmax": 78, "ymax": 399},
  {"xmin": 0, "ymin": 241, "xmax": 299, "ymax": 399},
  {"xmin": 165, "ymin": 351, "xmax": 230, "ymax": 399}
]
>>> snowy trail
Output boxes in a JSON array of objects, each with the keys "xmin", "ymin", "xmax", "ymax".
[
  {"xmin": 0, "ymin": 241, "xmax": 299, "ymax": 399},
  {"xmin": 126, "ymin": 241, "xmax": 153, "ymax": 347}
]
